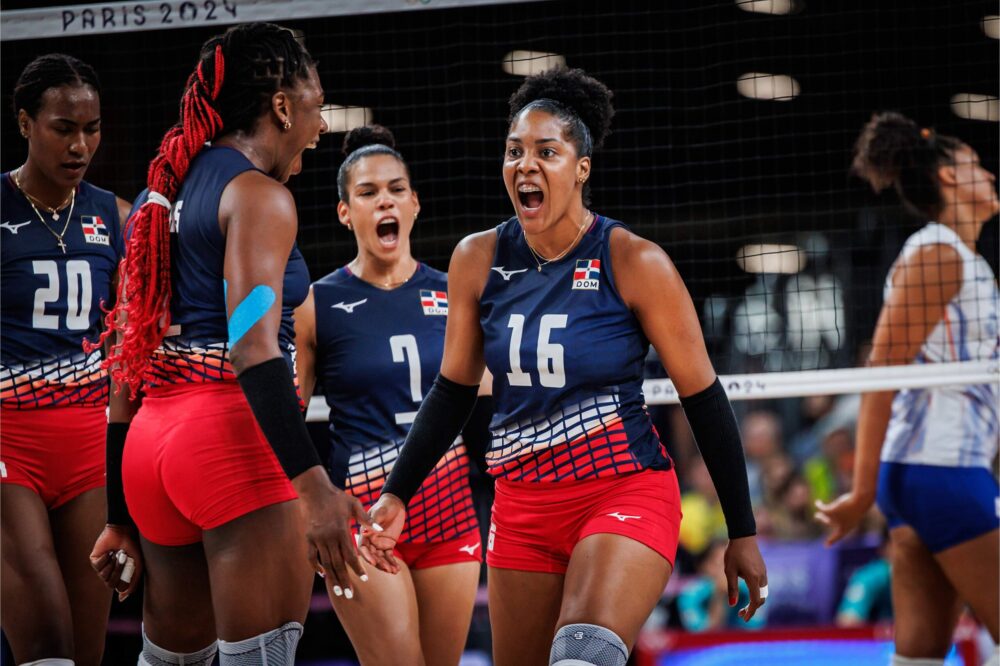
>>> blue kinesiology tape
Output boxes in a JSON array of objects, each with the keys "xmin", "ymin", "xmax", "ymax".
[{"xmin": 224, "ymin": 279, "xmax": 276, "ymax": 346}]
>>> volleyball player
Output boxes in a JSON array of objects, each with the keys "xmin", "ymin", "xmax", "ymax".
[
  {"xmin": 294, "ymin": 124, "xmax": 488, "ymax": 665},
  {"xmin": 87, "ymin": 23, "xmax": 373, "ymax": 665},
  {"xmin": 1, "ymin": 54, "xmax": 132, "ymax": 666},
  {"xmin": 361, "ymin": 67, "xmax": 767, "ymax": 666},
  {"xmin": 817, "ymin": 112, "xmax": 999, "ymax": 665}
]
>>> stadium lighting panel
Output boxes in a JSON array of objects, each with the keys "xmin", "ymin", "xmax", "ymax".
[
  {"xmin": 735, "ymin": 0, "xmax": 799, "ymax": 15},
  {"xmin": 501, "ymin": 50, "xmax": 567, "ymax": 76},
  {"xmin": 736, "ymin": 72, "xmax": 800, "ymax": 101},
  {"xmin": 982, "ymin": 15, "xmax": 999, "ymax": 39},
  {"xmin": 321, "ymin": 105, "xmax": 374, "ymax": 133},
  {"xmin": 950, "ymin": 94, "xmax": 999, "ymax": 122},
  {"xmin": 736, "ymin": 244, "xmax": 806, "ymax": 274}
]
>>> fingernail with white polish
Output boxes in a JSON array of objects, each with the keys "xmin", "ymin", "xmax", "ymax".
[
  {"xmin": 117, "ymin": 551, "xmax": 127, "ymax": 565},
  {"xmin": 317, "ymin": 570, "xmax": 325, "ymax": 578},
  {"xmin": 360, "ymin": 574, "xmax": 369, "ymax": 583},
  {"xmin": 344, "ymin": 588, "xmax": 354, "ymax": 599},
  {"xmin": 333, "ymin": 585, "xmax": 343, "ymax": 597},
  {"xmin": 373, "ymin": 522, "xmax": 384, "ymax": 532}
]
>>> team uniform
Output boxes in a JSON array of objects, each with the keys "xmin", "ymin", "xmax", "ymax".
[
  {"xmin": 480, "ymin": 214, "xmax": 681, "ymax": 573},
  {"xmin": 877, "ymin": 222, "xmax": 1000, "ymax": 552},
  {"xmin": 1, "ymin": 174, "xmax": 123, "ymax": 508},
  {"xmin": 313, "ymin": 264, "xmax": 481, "ymax": 568},
  {"xmin": 122, "ymin": 146, "xmax": 309, "ymax": 546}
]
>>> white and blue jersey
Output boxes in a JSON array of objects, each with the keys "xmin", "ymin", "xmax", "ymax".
[
  {"xmin": 313, "ymin": 264, "xmax": 477, "ymax": 543},
  {"xmin": 881, "ymin": 222, "xmax": 999, "ymax": 469},
  {"xmin": 480, "ymin": 214, "xmax": 671, "ymax": 483},
  {"xmin": 134, "ymin": 146, "xmax": 309, "ymax": 386},
  {"xmin": 1, "ymin": 174, "xmax": 124, "ymax": 408}
]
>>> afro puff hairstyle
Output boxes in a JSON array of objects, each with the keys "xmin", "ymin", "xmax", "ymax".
[
  {"xmin": 507, "ymin": 66, "xmax": 614, "ymax": 158},
  {"xmin": 337, "ymin": 124, "xmax": 409, "ymax": 202}
]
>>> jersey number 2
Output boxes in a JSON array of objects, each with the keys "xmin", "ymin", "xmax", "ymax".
[
  {"xmin": 32, "ymin": 260, "xmax": 92, "ymax": 331},
  {"xmin": 507, "ymin": 313, "xmax": 567, "ymax": 388}
]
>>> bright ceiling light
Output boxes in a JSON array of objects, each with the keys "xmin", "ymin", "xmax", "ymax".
[
  {"xmin": 982, "ymin": 15, "xmax": 999, "ymax": 39},
  {"xmin": 736, "ymin": 0, "xmax": 798, "ymax": 15},
  {"xmin": 950, "ymin": 94, "xmax": 999, "ymax": 122},
  {"xmin": 737, "ymin": 72, "xmax": 800, "ymax": 101},
  {"xmin": 321, "ymin": 105, "xmax": 374, "ymax": 133},
  {"xmin": 737, "ymin": 244, "xmax": 806, "ymax": 274},
  {"xmin": 502, "ymin": 50, "xmax": 566, "ymax": 76}
]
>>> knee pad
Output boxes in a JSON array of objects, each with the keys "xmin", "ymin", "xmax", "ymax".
[
  {"xmin": 218, "ymin": 621, "xmax": 303, "ymax": 666},
  {"xmin": 138, "ymin": 626, "xmax": 218, "ymax": 666},
  {"xmin": 550, "ymin": 623, "xmax": 628, "ymax": 666},
  {"xmin": 19, "ymin": 660, "xmax": 74, "ymax": 666},
  {"xmin": 890, "ymin": 656, "xmax": 945, "ymax": 666}
]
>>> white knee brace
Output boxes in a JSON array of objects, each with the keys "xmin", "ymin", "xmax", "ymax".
[
  {"xmin": 218, "ymin": 621, "xmax": 303, "ymax": 666},
  {"xmin": 550, "ymin": 623, "xmax": 628, "ymax": 666},
  {"xmin": 890, "ymin": 656, "xmax": 945, "ymax": 666},
  {"xmin": 138, "ymin": 625, "xmax": 217, "ymax": 666},
  {"xmin": 19, "ymin": 660, "xmax": 74, "ymax": 666}
]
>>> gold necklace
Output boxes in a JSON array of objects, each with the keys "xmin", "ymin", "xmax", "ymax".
[
  {"xmin": 524, "ymin": 212, "xmax": 592, "ymax": 272},
  {"xmin": 14, "ymin": 168, "xmax": 75, "ymax": 254},
  {"xmin": 351, "ymin": 261, "xmax": 417, "ymax": 290},
  {"xmin": 13, "ymin": 168, "xmax": 74, "ymax": 220}
]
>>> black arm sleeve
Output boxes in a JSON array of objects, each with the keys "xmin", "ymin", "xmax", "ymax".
[
  {"xmin": 461, "ymin": 395, "xmax": 494, "ymax": 476},
  {"xmin": 383, "ymin": 374, "xmax": 479, "ymax": 506},
  {"xmin": 237, "ymin": 357, "xmax": 322, "ymax": 480},
  {"xmin": 680, "ymin": 377, "xmax": 757, "ymax": 539},
  {"xmin": 106, "ymin": 422, "xmax": 133, "ymax": 527}
]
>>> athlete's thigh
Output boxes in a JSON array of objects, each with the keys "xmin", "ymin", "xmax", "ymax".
[
  {"xmin": 559, "ymin": 533, "xmax": 672, "ymax": 652},
  {"xmin": 140, "ymin": 535, "xmax": 218, "ymax": 653},
  {"xmin": 411, "ymin": 561, "xmax": 481, "ymax": 666},
  {"xmin": 49, "ymin": 487, "xmax": 112, "ymax": 666},
  {"xmin": 935, "ymin": 528, "xmax": 999, "ymax": 641},
  {"xmin": 329, "ymin": 557, "xmax": 423, "ymax": 666},
  {"xmin": 488, "ymin": 566, "xmax": 564, "ymax": 666},
  {"xmin": 0, "ymin": 484, "xmax": 74, "ymax": 661},
  {"xmin": 202, "ymin": 500, "xmax": 312, "ymax": 641},
  {"xmin": 889, "ymin": 526, "xmax": 963, "ymax": 659}
]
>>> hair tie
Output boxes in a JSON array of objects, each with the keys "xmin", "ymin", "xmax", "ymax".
[
  {"xmin": 147, "ymin": 191, "xmax": 172, "ymax": 212},
  {"xmin": 920, "ymin": 127, "xmax": 933, "ymax": 141}
]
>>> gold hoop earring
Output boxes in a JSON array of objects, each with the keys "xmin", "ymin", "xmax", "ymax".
[{"xmin": 283, "ymin": 120, "xmax": 292, "ymax": 131}]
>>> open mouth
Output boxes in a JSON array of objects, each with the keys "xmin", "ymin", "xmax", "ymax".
[
  {"xmin": 376, "ymin": 218, "xmax": 400, "ymax": 246},
  {"xmin": 517, "ymin": 183, "xmax": 544, "ymax": 210}
]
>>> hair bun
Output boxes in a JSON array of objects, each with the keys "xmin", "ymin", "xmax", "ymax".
[
  {"xmin": 851, "ymin": 111, "xmax": 923, "ymax": 193},
  {"xmin": 508, "ymin": 67, "xmax": 614, "ymax": 149},
  {"xmin": 342, "ymin": 124, "xmax": 396, "ymax": 156}
]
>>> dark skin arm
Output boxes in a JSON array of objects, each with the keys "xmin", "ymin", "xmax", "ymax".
[
  {"xmin": 609, "ymin": 226, "xmax": 768, "ymax": 621},
  {"xmin": 222, "ymin": 170, "xmax": 371, "ymax": 592}
]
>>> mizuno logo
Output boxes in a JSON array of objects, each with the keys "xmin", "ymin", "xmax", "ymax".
[
  {"xmin": 491, "ymin": 266, "xmax": 528, "ymax": 281},
  {"xmin": 1, "ymin": 221, "xmax": 31, "ymax": 234},
  {"xmin": 606, "ymin": 512, "xmax": 641, "ymax": 522},
  {"xmin": 331, "ymin": 299, "xmax": 368, "ymax": 313},
  {"xmin": 459, "ymin": 542, "xmax": 481, "ymax": 556}
]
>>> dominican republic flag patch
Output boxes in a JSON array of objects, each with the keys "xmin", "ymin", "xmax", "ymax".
[
  {"xmin": 81, "ymin": 216, "xmax": 109, "ymax": 246},
  {"xmin": 420, "ymin": 289, "xmax": 448, "ymax": 315},
  {"xmin": 572, "ymin": 259, "xmax": 601, "ymax": 290}
]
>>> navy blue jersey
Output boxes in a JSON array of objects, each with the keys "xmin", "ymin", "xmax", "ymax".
[
  {"xmin": 313, "ymin": 263, "xmax": 477, "ymax": 543},
  {"xmin": 1, "ymin": 174, "xmax": 124, "ymax": 408},
  {"xmin": 134, "ymin": 147, "xmax": 309, "ymax": 386},
  {"xmin": 480, "ymin": 214, "xmax": 670, "ymax": 482}
]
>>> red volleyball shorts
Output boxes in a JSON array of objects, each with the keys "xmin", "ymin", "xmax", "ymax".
[
  {"xmin": 123, "ymin": 381, "xmax": 296, "ymax": 546},
  {"xmin": 394, "ymin": 532, "xmax": 484, "ymax": 570},
  {"xmin": 487, "ymin": 468, "xmax": 682, "ymax": 574},
  {"xmin": 1, "ymin": 404, "xmax": 106, "ymax": 509}
]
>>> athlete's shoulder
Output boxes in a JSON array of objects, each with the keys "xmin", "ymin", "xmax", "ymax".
[{"xmin": 417, "ymin": 262, "xmax": 448, "ymax": 286}]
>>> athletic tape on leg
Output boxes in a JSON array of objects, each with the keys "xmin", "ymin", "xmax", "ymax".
[
  {"xmin": 219, "ymin": 621, "xmax": 303, "ymax": 666},
  {"xmin": 223, "ymin": 280, "xmax": 276, "ymax": 347},
  {"xmin": 138, "ymin": 625, "xmax": 217, "ymax": 666},
  {"xmin": 551, "ymin": 623, "xmax": 628, "ymax": 666}
]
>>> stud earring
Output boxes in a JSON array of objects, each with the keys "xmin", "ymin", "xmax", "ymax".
[
  {"xmin": 347, "ymin": 222, "xmax": 353, "ymax": 231},
  {"xmin": 283, "ymin": 120, "xmax": 292, "ymax": 131}
]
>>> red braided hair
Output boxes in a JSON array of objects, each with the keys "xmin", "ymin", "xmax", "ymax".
[{"xmin": 86, "ymin": 45, "xmax": 225, "ymax": 393}]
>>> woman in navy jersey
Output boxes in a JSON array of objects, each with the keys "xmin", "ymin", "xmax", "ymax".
[
  {"xmin": 1, "ymin": 54, "xmax": 132, "ymax": 666},
  {"xmin": 363, "ymin": 68, "xmax": 767, "ymax": 666},
  {"xmin": 87, "ymin": 24, "xmax": 373, "ymax": 666},
  {"xmin": 817, "ymin": 113, "xmax": 998, "ymax": 665},
  {"xmin": 295, "ymin": 125, "xmax": 487, "ymax": 665}
]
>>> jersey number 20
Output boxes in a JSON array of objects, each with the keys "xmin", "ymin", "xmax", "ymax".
[{"xmin": 32, "ymin": 260, "xmax": 92, "ymax": 331}]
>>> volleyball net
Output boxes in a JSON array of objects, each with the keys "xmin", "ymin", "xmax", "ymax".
[{"xmin": 1, "ymin": 0, "xmax": 997, "ymax": 411}]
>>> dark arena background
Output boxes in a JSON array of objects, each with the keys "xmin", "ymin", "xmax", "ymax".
[{"xmin": 1, "ymin": 1, "xmax": 997, "ymax": 664}]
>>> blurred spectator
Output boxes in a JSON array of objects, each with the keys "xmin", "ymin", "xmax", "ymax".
[
  {"xmin": 677, "ymin": 540, "xmax": 767, "ymax": 632},
  {"xmin": 804, "ymin": 426, "xmax": 855, "ymax": 504},
  {"xmin": 678, "ymin": 456, "xmax": 727, "ymax": 561},
  {"xmin": 756, "ymin": 454, "xmax": 825, "ymax": 540},
  {"xmin": 742, "ymin": 409, "xmax": 783, "ymax": 505},
  {"xmin": 836, "ymin": 531, "xmax": 893, "ymax": 626}
]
